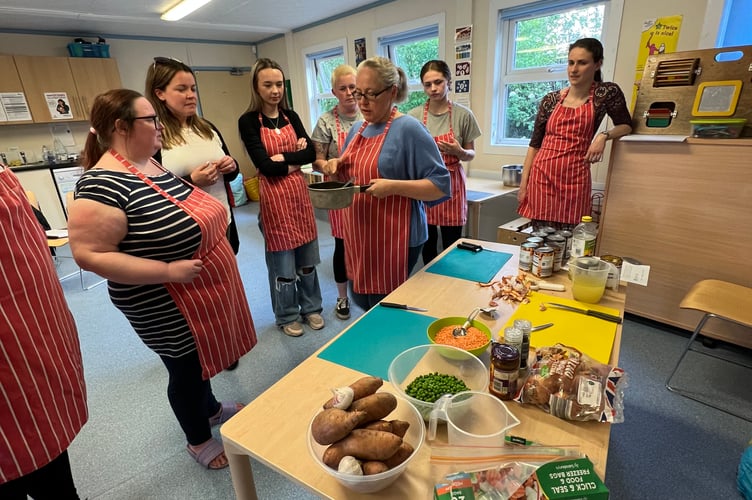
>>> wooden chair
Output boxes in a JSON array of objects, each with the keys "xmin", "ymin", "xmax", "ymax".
[{"xmin": 665, "ymin": 279, "xmax": 752, "ymax": 421}]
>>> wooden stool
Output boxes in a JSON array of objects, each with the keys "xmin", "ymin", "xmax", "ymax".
[{"xmin": 665, "ymin": 279, "xmax": 752, "ymax": 421}]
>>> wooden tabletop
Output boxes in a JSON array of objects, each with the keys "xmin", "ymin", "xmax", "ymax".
[{"xmin": 221, "ymin": 240, "xmax": 625, "ymax": 499}]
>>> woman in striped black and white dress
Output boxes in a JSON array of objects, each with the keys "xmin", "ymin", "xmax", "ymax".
[{"xmin": 67, "ymin": 89, "xmax": 257, "ymax": 470}]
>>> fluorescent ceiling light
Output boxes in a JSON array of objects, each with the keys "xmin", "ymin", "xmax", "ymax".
[{"xmin": 161, "ymin": 0, "xmax": 213, "ymax": 21}]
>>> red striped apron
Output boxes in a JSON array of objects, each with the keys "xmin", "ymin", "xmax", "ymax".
[
  {"xmin": 113, "ymin": 152, "xmax": 257, "ymax": 380},
  {"xmin": 0, "ymin": 167, "xmax": 87, "ymax": 483},
  {"xmin": 257, "ymin": 113, "xmax": 318, "ymax": 251},
  {"xmin": 342, "ymin": 108, "xmax": 410, "ymax": 294},
  {"xmin": 422, "ymin": 101, "xmax": 467, "ymax": 226},
  {"xmin": 518, "ymin": 86, "xmax": 595, "ymax": 225},
  {"xmin": 328, "ymin": 107, "xmax": 348, "ymax": 239}
]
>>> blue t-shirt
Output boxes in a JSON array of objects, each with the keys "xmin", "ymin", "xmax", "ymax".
[{"xmin": 343, "ymin": 115, "xmax": 450, "ymax": 246}]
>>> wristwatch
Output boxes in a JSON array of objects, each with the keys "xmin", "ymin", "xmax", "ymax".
[{"xmin": 600, "ymin": 130, "xmax": 611, "ymax": 140}]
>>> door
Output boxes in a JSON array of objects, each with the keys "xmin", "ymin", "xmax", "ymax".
[
  {"xmin": 13, "ymin": 56, "xmax": 83, "ymax": 122},
  {"xmin": 194, "ymin": 70, "xmax": 255, "ymax": 179},
  {"xmin": 68, "ymin": 58, "xmax": 122, "ymax": 119},
  {"xmin": 0, "ymin": 55, "xmax": 34, "ymax": 126}
]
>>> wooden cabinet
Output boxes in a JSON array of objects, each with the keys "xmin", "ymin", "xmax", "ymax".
[
  {"xmin": 12, "ymin": 55, "xmax": 122, "ymax": 123},
  {"xmin": 598, "ymin": 138, "xmax": 752, "ymax": 348},
  {"xmin": 13, "ymin": 55, "xmax": 85, "ymax": 122},
  {"xmin": 0, "ymin": 55, "xmax": 34, "ymax": 125},
  {"xmin": 68, "ymin": 58, "xmax": 122, "ymax": 119}
]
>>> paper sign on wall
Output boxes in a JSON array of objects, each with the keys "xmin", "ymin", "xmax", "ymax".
[
  {"xmin": 631, "ymin": 15, "xmax": 683, "ymax": 110},
  {"xmin": 0, "ymin": 92, "xmax": 33, "ymax": 122},
  {"xmin": 45, "ymin": 92, "xmax": 73, "ymax": 120}
]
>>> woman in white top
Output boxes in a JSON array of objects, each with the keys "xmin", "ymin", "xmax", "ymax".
[{"xmin": 145, "ymin": 56, "xmax": 241, "ymax": 254}]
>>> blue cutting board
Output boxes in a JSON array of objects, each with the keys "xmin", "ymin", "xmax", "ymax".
[
  {"xmin": 425, "ymin": 246, "xmax": 513, "ymax": 283},
  {"xmin": 317, "ymin": 305, "xmax": 437, "ymax": 379}
]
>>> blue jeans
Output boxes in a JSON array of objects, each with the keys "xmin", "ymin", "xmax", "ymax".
[
  {"xmin": 350, "ymin": 245, "xmax": 422, "ymax": 311},
  {"xmin": 264, "ymin": 238, "xmax": 323, "ymax": 325}
]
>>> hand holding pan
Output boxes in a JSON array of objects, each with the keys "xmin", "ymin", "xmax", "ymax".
[{"xmin": 307, "ymin": 181, "xmax": 371, "ymax": 209}]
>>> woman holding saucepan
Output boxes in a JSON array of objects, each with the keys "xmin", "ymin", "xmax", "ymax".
[
  {"xmin": 311, "ymin": 64, "xmax": 362, "ymax": 321},
  {"xmin": 408, "ymin": 59, "xmax": 481, "ymax": 265},
  {"xmin": 322, "ymin": 56, "xmax": 450, "ymax": 311},
  {"xmin": 238, "ymin": 58, "xmax": 325, "ymax": 338},
  {"xmin": 517, "ymin": 38, "xmax": 631, "ymax": 230}
]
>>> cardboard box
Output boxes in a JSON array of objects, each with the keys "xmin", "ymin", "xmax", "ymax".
[{"xmin": 497, "ymin": 217, "xmax": 533, "ymax": 245}]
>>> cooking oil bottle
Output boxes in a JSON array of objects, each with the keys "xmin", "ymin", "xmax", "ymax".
[{"xmin": 571, "ymin": 215, "xmax": 597, "ymax": 258}]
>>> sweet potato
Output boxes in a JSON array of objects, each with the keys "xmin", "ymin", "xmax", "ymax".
[
  {"xmin": 361, "ymin": 419, "xmax": 410, "ymax": 437},
  {"xmin": 322, "ymin": 429, "xmax": 402, "ymax": 468},
  {"xmin": 323, "ymin": 376, "xmax": 383, "ymax": 409},
  {"xmin": 311, "ymin": 408, "xmax": 368, "ymax": 445},
  {"xmin": 349, "ymin": 392, "xmax": 397, "ymax": 423},
  {"xmin": 383, "ymin": 442, "xmax": 414, "ymax": 468},
  {"xmin": 362, "ymin": 461, "xmax": 389, "ymax": 475}
]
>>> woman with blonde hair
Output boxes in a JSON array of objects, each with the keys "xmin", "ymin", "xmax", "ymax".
[
  {"xmin": 322, "ymin": 56, "xmax": 450, "ymax": 310},
  {"xmin": 311, "ymin": 64, "xmax": 362, "ymax": 320},
  {"xmin": 238, "ymin": 58, "xmax": 324, "ymax": 337}
]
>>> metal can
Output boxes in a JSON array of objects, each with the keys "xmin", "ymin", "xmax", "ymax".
[
  {"xmin": 556, "ymin": 230, "xmax": 573, "ymax": 261},
  {"xmin": 530, "ymin": 230, "xmax": 549, "ymax": 239},
  {"xmin": 532, "ymin": 246, "xmax": 554, "ymax": 278},
  {"xmin": 600, "ymin": 255, "xmax": 623, "ymax": 291},
  {"xmin": 539, "ymin": 225, "xmax": 557, "ymax": 235},
  {"xmin": 545, "ymin": 234, "xmax": 566, "ymax": 272},
  {"xmin": 519, "ymin": 242, "xmax": 538, "ymax": 271},
  {"xmin": 525, "ymin": 236, "xmax": 545, "ymax": 246},
  {"xmin": 489, "ymin": 343, "xmax": 520, "ymax": 400}
]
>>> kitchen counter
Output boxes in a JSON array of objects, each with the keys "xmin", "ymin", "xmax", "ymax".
[{"xmin": 10, "ymin": 159, "xmax": 81, "ymax": 172}]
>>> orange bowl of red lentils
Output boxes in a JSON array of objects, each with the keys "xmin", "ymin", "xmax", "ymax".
[{"xmin": 427, "ymin": 317, "xmax": 492, "ymax": 357}]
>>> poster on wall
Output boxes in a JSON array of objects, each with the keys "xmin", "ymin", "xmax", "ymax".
[
  {"xmin": 631, "ymin": 15, "xmax": 683, "ymax": 110},
  {"xmin": 354, "ymin": 38, "xmax": 366, "ymax": 65},
  {"xmin": 455, "ymin": 61, "xmax": 471, "ymax": 77},
  {"xmin": 45, "ymin": 92, "xmax": 73, "ymax": 120},
  {"xmin": 455, "ymin": 25, "xmax": 472, "ymax": 44},
  {"xmin": 0, "ymin": 92, "xmax": 33, "ymax": 122},
  {"xmin": 455, "ymin": 43, "xmax": 472, "ymax": 61}
]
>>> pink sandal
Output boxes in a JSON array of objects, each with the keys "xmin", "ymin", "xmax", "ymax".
[
  {"xmin": 209, "ymin": 401, "xmax": 244, "ymax": 427},
  {"xmin": 187, "ymin": 438, "xmax": 227, "ymax": 470}
]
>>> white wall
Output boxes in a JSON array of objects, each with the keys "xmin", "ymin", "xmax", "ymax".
[
  {"xmin": 0, "ymin": 33, "xmax": 254, "ymax": 159},
  {"xmin": 256, "ymin": 0, "xmax": 716, "ymax": 186}
]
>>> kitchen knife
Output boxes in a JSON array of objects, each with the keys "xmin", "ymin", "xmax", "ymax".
[
  {"xmin": 531, "ymin": 322, "xmax": 554, "ymax": 332},
  {"xmin": 380, "ymin": 302, "xmax": 428, "ymax": 312},
  {"xmin": 544, "ymin": 302, "xmax": 622, "ymax": 324}
]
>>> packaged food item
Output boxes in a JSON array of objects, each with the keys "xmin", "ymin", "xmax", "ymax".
[{"xmin": 515, "ymin": 344, "xmax": 627, "ymax": 422}]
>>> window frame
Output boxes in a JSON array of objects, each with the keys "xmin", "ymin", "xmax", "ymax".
[
  {"xmin": 302, "ymin": 38, "xmax": 347, "ymax": 129},
  {"xmin": 484, "ymin": 0, "xmax": 624, "ymax": 155}
]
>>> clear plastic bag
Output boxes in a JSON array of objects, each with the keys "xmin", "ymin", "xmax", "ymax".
[{"xmin": 515, "ymin": 344, "xmax": 627, "ymax": 423}]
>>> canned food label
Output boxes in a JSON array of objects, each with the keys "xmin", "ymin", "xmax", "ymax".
[{"xmin": 532, "ymin": 247, "xmax": 554, "ymax": 278}]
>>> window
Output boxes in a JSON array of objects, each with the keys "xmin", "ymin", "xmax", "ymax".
[
  {"xmin": 717, "ymin": 0, "xmax": 752, "ymax": 47},
  {"xmin": 374, "ymin": 14, "xmax": 444, "ymax": 112},
  {"xmin": 304, "ymin": 41, "xmax": 346, "ymax": 126},
  {"xmin": 489, "ymin": 0, "xmax": 622, "ymax": 147}
]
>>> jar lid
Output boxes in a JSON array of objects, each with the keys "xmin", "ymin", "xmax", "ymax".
[{"xmin": 492, "ymin": 343, "xmax": 519, "ymax": 360}]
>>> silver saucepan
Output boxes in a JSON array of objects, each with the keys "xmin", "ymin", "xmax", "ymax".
[{"xmin": 307, "ymin": 181, "xmax": 370, "ymax": 209}]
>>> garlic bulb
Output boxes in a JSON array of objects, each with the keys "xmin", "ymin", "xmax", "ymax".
[
  {"xmin": 337, "ymin": 456, "xmax": 363, "ymax": 475},
  {"xmin": 329, "ymin": 386, "xmax": 354, "ymax": 409}
]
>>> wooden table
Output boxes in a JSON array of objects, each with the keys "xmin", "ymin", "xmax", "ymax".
[
  {"xmin": 464, "ymin": 177, "xmax": 518, "ymax": 240},
  {"xmin": 221, "ymin": 240, "xmax": 625, "ymax": 499}
]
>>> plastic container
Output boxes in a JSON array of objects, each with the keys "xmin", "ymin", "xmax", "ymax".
[
  {"xmin": 307, "ymin": 394, "xmax": 424, "ymax": 493},
  {"xmin": 690, "ymin": 118, "xmax": 747, "ymax": 138},
  {"xmin": 571, "ymin": 215, "xmax": 597, "ymax": 258},
  {"xmin": 427, "ymin": 391, "xmax": 520, "ymax": 447},
  {"xmin": 426, "ymin": 316, "xmax": 492, "ymax": 357},
  {"xmin": 388, "ymin": 344, "xmax": 488, "ymax": 421},
  {"xmin": 67, "ymin": 42, "xmax": 110, "ymax": 58},
  {"xmin": 571, "ymin": 257, "xmax": 610, "ymax": 303}
]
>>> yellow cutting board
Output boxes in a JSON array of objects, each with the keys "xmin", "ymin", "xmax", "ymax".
[{"xmin": 501, "ymin": 291, "xmax": 619, "ymax": 364}]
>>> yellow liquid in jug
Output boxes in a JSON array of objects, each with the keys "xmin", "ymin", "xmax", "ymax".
[{"xmin": 572, "ymin": 281, "xmax": 606, "ymax": 303}]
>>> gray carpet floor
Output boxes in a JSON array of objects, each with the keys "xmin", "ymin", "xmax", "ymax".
[{"xmin": 56, "ymin": 201, "xmax": 751, "ymax": 499}]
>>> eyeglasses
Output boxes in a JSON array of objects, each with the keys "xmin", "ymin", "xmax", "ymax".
[
  {"xmin": 134, "ymin": 115, "xmax": 162, "ymax": 128},
  {"xmin": 152, "ymin": 56, "xmax": 184, "ymax": 69},
  {"xmin": 351, "ymin": 86, "xmax": 391, "ymax": 101}
]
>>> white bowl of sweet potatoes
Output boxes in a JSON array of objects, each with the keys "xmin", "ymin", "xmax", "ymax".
[{"xmin": 306, "ymin": 376, "xmax": 425, "ymax": 493}]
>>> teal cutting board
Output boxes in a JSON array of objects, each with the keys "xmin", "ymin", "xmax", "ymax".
[
  {"xmin": 317, "ymin": 305, "xmax": 437, "ymax": 379},
  {"xmin": 425, "ymin": 246, "xmax": 513, "ymax": 283}
]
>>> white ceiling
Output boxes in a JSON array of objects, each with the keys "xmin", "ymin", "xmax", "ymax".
[{"xmin": 0, "ymin": 0, "xmax": 388, "ymax": 44}]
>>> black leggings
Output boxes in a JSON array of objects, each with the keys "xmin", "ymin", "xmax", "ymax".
[
  {"xmin": 0, "ymin": 451, "xmax": 79, "ymax": 500},
  {"xmin": 333, "ymin": 237, "xmax": 347, "ymax": 284},
  {"xmin": 422, "ymin": 224, "xmax": 463, "ymax": 264},
  {"xmin": 351, "ymin": 245, "xmax": 422, "ymax": 311},
  {"xmin": 159, "ymin": 350, "xmax": 221, "ymax": 446}
]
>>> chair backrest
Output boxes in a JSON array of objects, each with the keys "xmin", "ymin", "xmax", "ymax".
[{"xmin": 26, "ymin": 190, "xmax": 40, "ymax": 209}]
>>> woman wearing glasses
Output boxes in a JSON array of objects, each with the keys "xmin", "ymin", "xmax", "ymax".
[
  {"xmin": 322, "ymin": 56, "xmax": 450, "ymax": 310},
  {"xmin": 68, "ymin": 89, "xmax": 257, "ymax": 470},
  {"xmin": 311, "ymin": 64, "xmax": 362, "ymax": 321},
  {"xmin": 408, "ymin": 60, "xmax": 481, "ymax": 265},
  {"xmin": 146, "ymin": 57, "xmax": 242, "ymax": 255},
  {"xmin": 238, "ymin": 58, "xmax": 324, "ymax": 338}
]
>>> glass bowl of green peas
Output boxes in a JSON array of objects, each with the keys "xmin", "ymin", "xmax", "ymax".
[{"xmin": 388, "ymin": 344, "xmax": 489, "ymax": 421}]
